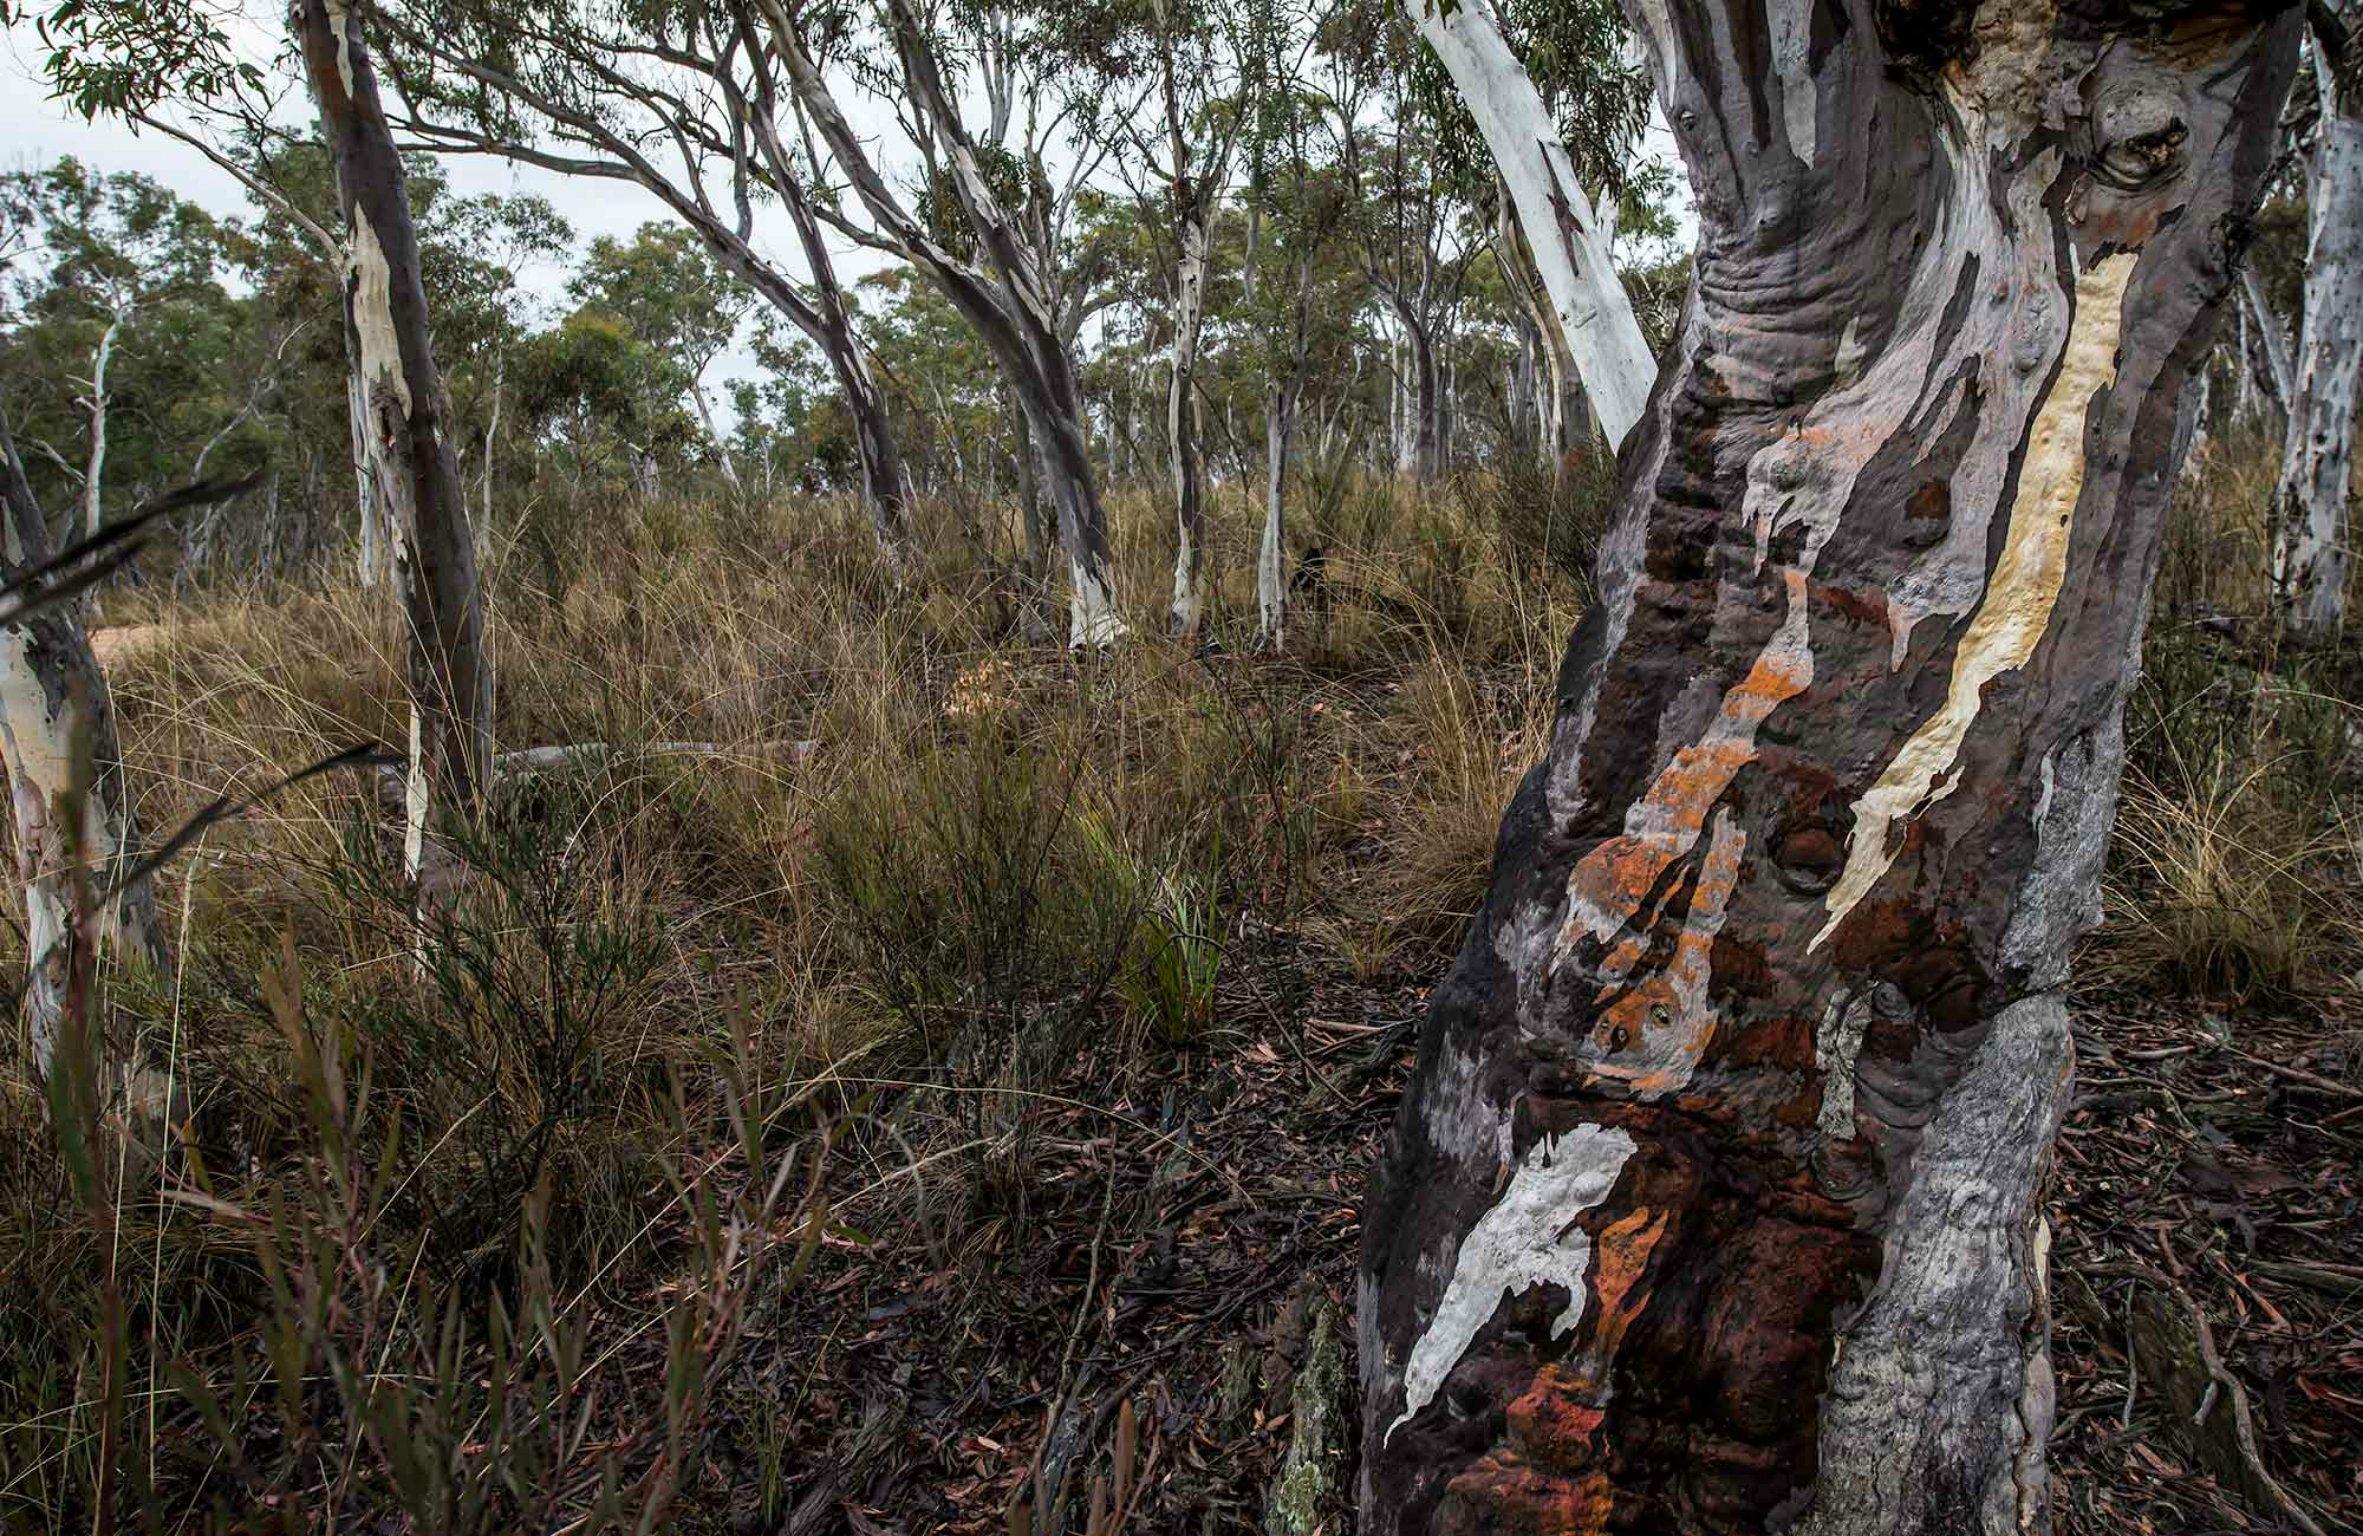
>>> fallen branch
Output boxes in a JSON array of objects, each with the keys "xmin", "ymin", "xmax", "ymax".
[
  {"xmin": 2224, "ymin": 1047, "xmax": 2363, "ymax": 1100},
  {"xmin": 371, "ymin": 739, "xmax": 820, "ymax": 814}
]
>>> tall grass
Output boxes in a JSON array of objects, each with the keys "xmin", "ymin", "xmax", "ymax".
[{"xmin": 0, "ymin": 465, "xmax": 1593, "ymax": 1528}]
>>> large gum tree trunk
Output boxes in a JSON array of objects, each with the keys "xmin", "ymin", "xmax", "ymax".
[
  {"xmin": 2271, "ymin": 4, "xmax": 2360, "ymax": 637},
  {"xmin": 1408, "ymin": 0, "xmax": 1654, "ymax": 451},
  {"xmin": 1359, "ymin": 3, "xmax": 2298, "ymax": 1531},
  {"xmin": 297, "ymin": 0, "xmax": 491, "ymax": 891}
]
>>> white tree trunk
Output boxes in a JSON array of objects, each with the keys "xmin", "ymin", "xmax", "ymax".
[
  {"xmin": 81, "ymin": 317, "xmax": 120, "ymax": 542},
  {"xmin": 1168, "ymin": 206, "xmax": 1214, "ymax": 636},
  {"xmin": 1407, "ymin": 0, "xmax": 1654, "ymax": 451},
  {"xmin": 1260, "ymin": 389, "xmax": 1290, "ymax": 647},
  {"xmin": 0, "ymin": 412, "xmax": 165, "ymax": 1072},
  {"xmin": 2272, "ymin": 102, "xmax": 2361, "ymax": 636},
  {"xmin": 691, "ymin": 378, "xmax": 745, "ymax": 495}
]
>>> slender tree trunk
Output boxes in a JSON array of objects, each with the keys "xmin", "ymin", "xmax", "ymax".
[
  {"xmin": 767, "ymin": 0, "xmax": 1117, "ymax": 642},
  {"xmin": 777, "ymin": 175, "xmax": 912, "ymax": 567},
  {"xmin": 2241, "ymin": 263, "xmax": 2296, "ymax": 406},
  {"xmin": 2272, "ymin": 16, "xmax": 2360, "ymax": 637},
  {"xmin": 0, "ymin": 402, "xmax": 163, "ymax": 1073},
  {"xmin": 1161, "ymin": 39, "xmax": 1224, "ymax": 639},
  {"xmin": 480, "ymin": 346, "xmax": 502, "ymax": 528},
  {"xmin": 1408, "ymin": 321, "xmax": 1441, "ymax": 483},
  {"xmin": 297, "ymin": 0, "xmax": 490, "ymax": 895},
  {"xmin": 1359, "ymin": 5, "xmax": 2298, "ymax": 1533},
  {"xmin": 1259, "ymin": 391, "xmax": 1290, "ymax": 647},
  {"xmin": 1407, "ymin": 0, "xmax": 1653, "ymax": 451},
  {"xmin": 690, "ymin": 379, "xmax": 745, "ymax": 495},
  {"xmin": 80, "ymin": 316, "xmax": 119, "ymax": 542},
  {"xmin": 1169, "ymin": 200, "xmax": 1215, "ymax": 636}
]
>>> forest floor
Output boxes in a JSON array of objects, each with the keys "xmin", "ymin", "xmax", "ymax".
[
  {"xmin": 697, "ymin": 933, "xmax": 2363, "ymax": 1535},
  {"xmin": 0, "ymin": 451, "xmax": 2354, "ymax": 1531}
]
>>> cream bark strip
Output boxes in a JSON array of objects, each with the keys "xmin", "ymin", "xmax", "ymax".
[{"xmin": 1814, "ymin": 251, "xmax": 2138, "ymax": 952}]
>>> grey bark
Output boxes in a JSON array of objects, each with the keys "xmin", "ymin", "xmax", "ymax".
[
  {"xmin": 764, "ymin": 0, "xmax": 1121, "ymax": 643},
  {"xmin": 2272, "ymin": 4, "xmax": 2361, "ymax": 636},
  {"xmin": 297, "ymin": 0, "xmax": 492, "ymax": 893}
]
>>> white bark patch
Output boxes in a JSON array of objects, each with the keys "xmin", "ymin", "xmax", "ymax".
[
  {"xmin": 1068, "ymin": 558, "xmax": 1128, "ymax": 649},
  {"xmin": 1420, "ymin": 1037, "xmax": 1514, "ymax": 1177},
  {"xmin": 2, "ymin": 718, "xmax": 67, "ymax": 1073},
  {"xmin": 324, "ymin": 0, "xmax": 360, "ymax": 103},
  {"xmin": 349, "ymin": 213, "xmax": 414, "ymax": 420},
  {"xmin": 1815, "ymin": 991, "xmax": 1873, "ymax": 1138},
  {"xmin": 1814, "ymin": 251, "xmax": 2137, "ymax": 952},
  {"xmin": 1769, "ymin": 0, "xmax": 1817, "ymax": 166},
  {"xmin": 1833, "ymin": 318, "xmax": 1866, "ymax": 386},
  {"xmin": 0, "ymin": 638, "xmax": 76, "ymax": 809},
  {"xmin": 403, "ymin": 702, "xmax": 428, "ymax": 881},
  {"xmin": 1168, "ymin": 523, "xmax": 1203, "ymax": 633},
  {"xmin": 1388, "ymin": 1122, "xmax": 1636, "ymax": 1441}
]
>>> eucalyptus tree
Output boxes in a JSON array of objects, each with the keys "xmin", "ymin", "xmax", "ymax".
[
  {"xmin": 1344, "ymin": 118, "xmax": 1474, "ymax": 481},
  {"xmin": 1057, "ymin": 0, "xmax": 1249, "ymax": 634},
  {"xmin": 1237, "ymin": 82, "xmax": 1354, "ymax": 646},
  {"xmin": 382, "ymin": 0, "xmax": 911, "ymax": 563},
  {"xmin": 1358, "ymin": 4, "xmax": 2300, "ymax": 1533},
  {"xmin": 0, "ymin": 161, "xmax": 229, "ymax": 540},
  {"xmin": 1403, "ymin": 0, "xmax": 1654, "ymax": 452},
  {"xmin": 570, "ymin": 223, "xmax": 754, "ymax": 493},
  {"xmin": 2272, "ymin": 2, "xmax": 2360, "ymax": 636},
  {"xmin": 759, "ymin": 0, "xmax": 1134, "ymax": 644},
  {"xmin": 292, "ymin": 0, "xmax": 491, "ymax": 896},
  {"xmin": 0, "ymin": 396, "xmax": 165, "ymax": 1071}
]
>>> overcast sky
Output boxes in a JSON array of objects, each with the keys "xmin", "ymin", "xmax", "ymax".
[
  {"xmin": 2, "ymin": 17, "xmax": 1690, "ymax": 416},
  {"xmin": 0, "ymin": 18, "xmax": 898, "ymax": 399}
]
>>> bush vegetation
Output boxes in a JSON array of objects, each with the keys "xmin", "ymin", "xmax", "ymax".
[{"xmin": 0, "ymin": 419, "xmax": 2351, "ymax": 1528}]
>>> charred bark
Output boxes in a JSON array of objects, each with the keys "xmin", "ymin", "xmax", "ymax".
[
  {"xmin": 1360, "ymin": 3, "xmax": 2298, "ymax": 1532},
  {"xmin": 296, "ymin": 0, "xmax": 492, "ymax": 892}
]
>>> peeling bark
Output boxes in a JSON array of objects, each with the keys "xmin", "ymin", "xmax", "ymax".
[
  {"xmin": 297, "ymin": 0, "xmax": 492, "ymax": 892},
  {"xmin": 2272, "ymin": 5, "xmax": 2361, "ymax": 637},
  {"xmin": 0, "ymin": 401, "xmax": 163, "ymax": 1072},
  {"xmin": 1359, "ymin": 4, "xmax": 2299, "ymax": 1532},
  {"xmin": 1408, "ymin": 0, "xmax": 1654, "ymax": 452}
]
